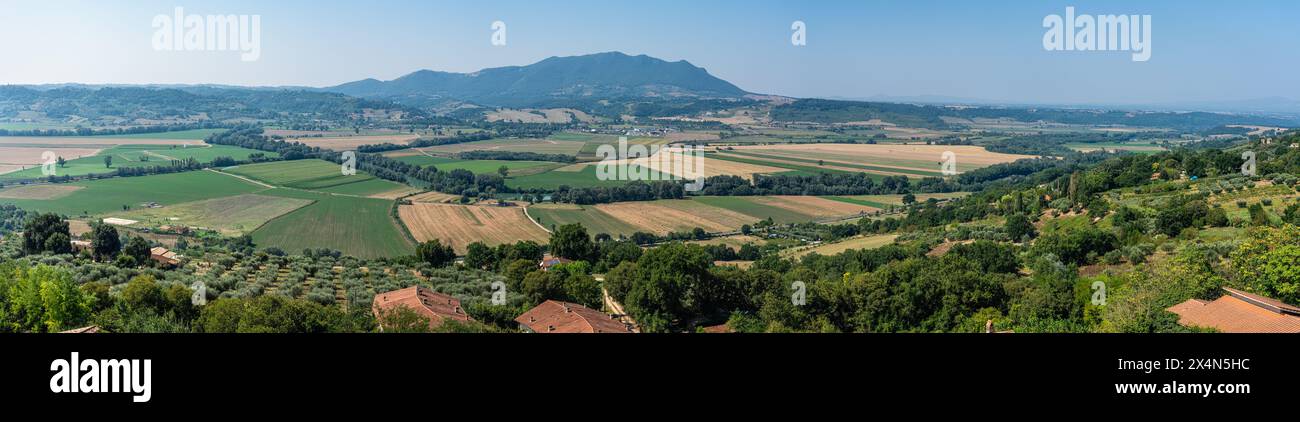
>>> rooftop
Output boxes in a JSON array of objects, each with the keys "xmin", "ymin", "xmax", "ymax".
[
  {"xmin": 515, "ymin": 300, "xmax": 632, "ymax": 333},
  {"xmin": 372, "ymin": 286, "xmax": 472, "ymax": 331},
  {"xmin": 1167, "ymin": 287, "xmax": 1300, "ymax": 333}
]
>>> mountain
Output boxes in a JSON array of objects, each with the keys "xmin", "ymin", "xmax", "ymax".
[{"xmin": 324, "ymin": 52, "xmax": 750, "ymax": 108}]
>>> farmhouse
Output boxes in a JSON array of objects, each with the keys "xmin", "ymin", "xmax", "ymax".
[
  {"xmin": 538, "ymin": 254, "xmax": 572, "ymax": 271},
  {"xmin": 70, "ymin": 240, "xmax": 92, "ymax": 253},
  {"xmin": 1167, "ymin": 287, "xmax": 1300, "ymax": 333},
  {"xmin": 514, "ymin": 300, "xmax": 633, "ymax": 333},
  {"xmin": 149, "ymin": 247, "xmax": 181, "ymax": 268},
  {"xmin": 372, "ymin": 286, "xmax": 472, "ymax": 331}
]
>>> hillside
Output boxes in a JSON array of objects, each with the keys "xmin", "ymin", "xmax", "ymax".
[{"xmin": 325, "ymin": 52, "xmax": 749, "ymax": 107}]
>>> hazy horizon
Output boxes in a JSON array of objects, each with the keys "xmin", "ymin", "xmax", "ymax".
[{"xmin": 3, "ymin": 0, "xmax": 1298, "ymax": 105}]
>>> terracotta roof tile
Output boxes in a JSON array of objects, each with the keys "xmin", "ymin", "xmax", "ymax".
[
  {"xmin": 372, "ymin": 286, "xmax": 472, "ymax": 331},
  {"xmin": 1168, "ymin": 289, "xmax": 1300, "ymax": 333},
  {"xmin": 515, "ymin": 300, "xmax": 632, "ymax": 333}
]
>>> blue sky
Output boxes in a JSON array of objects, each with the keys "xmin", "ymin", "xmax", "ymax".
[{"xmin": 1, "ymin": 0, "xmax": 1297, "ymax": 104}]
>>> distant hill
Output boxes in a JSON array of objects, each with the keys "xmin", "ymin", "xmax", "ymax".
[{"xmin": 324, "ymin": 52, "xmax": 750, "ymax": 108}]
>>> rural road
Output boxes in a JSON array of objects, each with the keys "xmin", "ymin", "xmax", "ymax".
[{"xmin": 602, "ymin": 286, "xmax": 639, "ymax": 332}]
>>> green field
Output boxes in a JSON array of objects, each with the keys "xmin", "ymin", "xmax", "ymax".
[
  {"xmin": 421, "ymin": 138, "xmax": 586, "ymax": 155},
  {"xmin": 95, "ymin": 129, "xmax": 226, "ymax": 140},
  {"xmin": 114, "ymin": 193, "xmax": 314, "ymax": 235},
  {"xmin": 690, "ymin": 196, "xmax": 815, "ymax": 224},
  {"xmin": 390, "ymin": 155, "xmax": 560, "ymax": 175},
  {"xmin": 225, "ymin": 159, "xmax": 407, "ymax": 196},
  {"xmin": 527, "ymin": 204, "xmax": 641, "ymax": 235},
  {"xmin": 0, "ymin": 170, "xmax": 265, "ymax": 216},
  {"xmin": 0, "ymin": 144, "xmax": 277, "ymax": 181},
  {"xmin": 251, "ymin": 188, "xmax": 414, "ymax": 259}
]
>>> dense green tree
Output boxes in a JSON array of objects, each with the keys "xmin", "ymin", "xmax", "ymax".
[
  {"xmin": 1004, "ymin": 213, "xmax": 1035, "ymax": 241},
  {"xmin": 196, "ymin": 295, "xmax": 361, "ymax": 333},
  {"xmin": 0, "ymin": 264, "xmax": 90, "ymax": 332},
  {"xmin": 90, "ymin": 223, "xmax": 121, "ymax": 262},
  {"xmin": 124, "ymin": 236, "xmax": 151, "ymax": 266},
  {"xmin": 416, "ymin": 239, "xmax": 456, "ymax": 267},
  {"xmin": 21, "ymin": 213, "xmax": 71, "ymax": 255},
  {"xmin": 464, "ymin": 242, "xmax": 495, "ymax": 270},
  {"xmin": 550, "ymin": 224, "xmax": 594, "ymax": 262}
]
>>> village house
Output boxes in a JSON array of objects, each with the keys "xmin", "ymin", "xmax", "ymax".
[
  {"xmin": 372, "ymin": 286, "xmax": 472, "ymax": 331},
  {"xmin": 1167, "ymin": 287, "xmax": 1300, "ymax": 333},
  {"xmin": 149, "ymin": 247, "xmax": 181, "ymax": 268},
  {"xmin": 514, "ymin": 300, "xmax": 633, "ymax": 333},
  {"xmin": 538, "ymin": 254, "xmax": 572, "ymax": 271}
]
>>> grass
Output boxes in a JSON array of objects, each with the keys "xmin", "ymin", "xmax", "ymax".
[
  {"xmin": 225, "ymin": 159, "xmax": 408, "ymax": 196},
  {"xmin": 251, "ymin": 188, "xmax": 414, "ymax": 259},
  {"xmin": 527, "ymin": 203, "xmax": 641, "ymax": 235},
  {"xmin": 784, "ymin": 234, "xmax": 899, "ymax": 258},
  {"xmin": 113, "ymin": 193, "xmax": 313, "ymax": 236},
  {"xmin": 0, "ymin": 144, "xmax": 276, "ymax": 181},
  {"xmin": 0, "ymin": 170, "xmax": 265, "ymax": 216}
]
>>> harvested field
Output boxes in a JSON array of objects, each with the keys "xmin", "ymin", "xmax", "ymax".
[
  {"xmin": 399, "ymin": 203, "xmax": 550, "ymax": 254},
  {"xmin": 0, "ymin": 136, "xmax": 203, "ymax": 148},
  {"xmin": 407, "ymin": 191, "xmax": 461, "ymax": 203},
  {"xmin": 594, "ymin": 200, "xmax": 756, "ymax": 234},
  {"xmin": 729, "ymin": 144, "xmax": 1034, "ymax": 173},
  {"xmin": 0, "ymin": 147, "xmax": 102, "ymax": 165},
  {"xmin": 626, "ymin": 148, "xmax": 787, "ymax": 179},
  {"xmin": 368, "ymin": 186, "xmax": 421, "ymax": 199},
  {"xmin": 287, "ymin": 134, "xmax": 421, "ymax": 151},
  {"xmin": 0, "ymin": 184, "xmax": 83, "ymax": 200}
]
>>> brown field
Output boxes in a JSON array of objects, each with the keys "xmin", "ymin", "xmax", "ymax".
[
  {"xmin": 265, "ymin": 129, "xmax": 335, "ymax": 137},
  {"xmin": 398, "ymin": 203, "xmax": 550, "ymax": 253},
  {"xmin": 731, "ymin": 143, "xmax": 1035, "ymax": 172},
  {"xmin": 406, "ymin": 191, "xmax": 461, "ymax": 203},
  {"xmin": 0, "ymin": 165, "xmax": 23, "ymax": 175},
  {"xmin": 0, "ymin": 147, "xmax": 102, "ymax": 165},
  {"xmin": 68, "ymin": 220, "xmax": 92, "ymax": 236},
  {"xmin": 625, "ymin": 148, "xmax": 788, "ymax": 179},
  {"xmin": 0, "ymin": 184, "xmax": 83, "ymax": 200},
  {"xmin": 368, "ymin": 186, "xmax": 421, "ymax": 200},
  {"xmin": 288, "ymin": 134, "xmax": 421, "ymax": 151},
  {"xmin": 594, "ymin": 200, "xmax": 756, "ymax": 233},
  {"xmin": 0, "ymin": 137, "xmax": 203, "ymax": 147}
]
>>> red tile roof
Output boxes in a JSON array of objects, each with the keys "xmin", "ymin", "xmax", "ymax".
[
  {"xmin": 1167, "ymin": 288, "xmax": 1300, "ymax": 333},
  {"xmin": 515, "ymin": 300, "xmax": 632, "ymax": 333},
  {"xmin": 372, "ymin": 286, "xmax": 472, "ymax": 331}
]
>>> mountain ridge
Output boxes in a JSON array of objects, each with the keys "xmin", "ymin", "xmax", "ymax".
[{"xmin": 323, "ymin": 51, "xmax": 750, "ymax": 107}]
